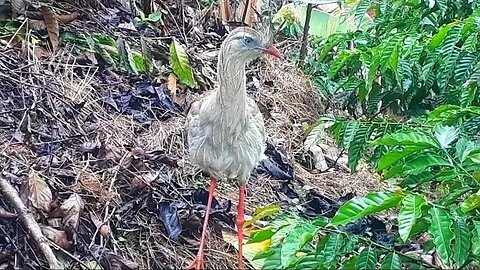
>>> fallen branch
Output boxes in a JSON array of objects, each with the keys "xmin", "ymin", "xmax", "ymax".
[{"xmin": 0, "ymin": 176, "xmax": 64, "ymax": 269}]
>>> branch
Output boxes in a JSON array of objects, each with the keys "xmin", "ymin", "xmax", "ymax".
[
  {"xmin": 0, "ymin": 176, "xmax": 64, "ymax": 269},
  {"xmin": 298, "ymin": 3, "xmax": 313, "ymax": 67}
]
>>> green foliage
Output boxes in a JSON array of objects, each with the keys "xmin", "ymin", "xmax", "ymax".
[
  {"xmin": 59, "ymin": 31, "xmax": 154, "ymax": 76},
  {"xmin": 266, "ymin": 1, "xmax": 480, "ymax": 270},
  {"xmin": 307, "ymin": 0, "xmax": 480, "ymax": 115},
  {"xmin": 258, "ymin": 103, "xmax": 480, "ymax": 269}
]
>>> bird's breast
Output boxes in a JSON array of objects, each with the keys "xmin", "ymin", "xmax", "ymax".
[{"xmin": 187, "ymin": 117, "xmax": 265, "ymax": 181}]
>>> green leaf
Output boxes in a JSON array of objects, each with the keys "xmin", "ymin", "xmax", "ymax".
[
  {"xmin": 348, "ymin": 124, "xmax": 373, "ymax": 172},
  {"xmin": 132, "ymin": 53, "xmax": 146, "ymax": 73},
  {"xmin": 376, "ymin": 145, "xmax": 428, "ymax": 171},
  {"xmin": 147, "ymin": 12, "xmax": 162, "ymax": 22},
  {"xmin": 245, "ymin": 204, "xmax": 281, "ymax": 227},
  {"xmin": 293, "ymin": 253, "xmax": 323, "ymax": 269},
  {"xmin": 140, "ymin": 37, "xmax": 153, "ymax": 76},
  {"xmin": 340, "ymin": 235, "xmax": 359, "ymax": 255},
  {"xmin": 332, "ymin": 192, "xmax": 403, "ymax": 225},
  {"xmin": 460, "ymin": 86, "xmax": 477, "ymax": 108},
  {"xmin": 356, "ymin": 246, "xmax": 377, "ymax": 270},
  {"xmin": 340, "ymin": 120, "xmax": 360, "ymax": 149},
  {"xmin": 354, "ymin": 0, "xmax": 371, "ymax": 26},
  {"xmin": 433, "ymin": 125, "xmax": 459, "ymax": 149},
  {"xmin": 452, "ymin": 216, "xmax": 471, "ymax": 268},
  {"xmin": 439, "ymin": 187, "xmax": 473, "ymax": 206},
  {"xmin": 460, "ymin": 191, "xmax": 480, "ymax": 212},
  {"xmin": 169, "ymin": 39, "xmax": 197, "ymax": 88},
  {"xmin": 398, "ymin": 194, "xmax": 426, "ymax": 242},
  {"xmin": 472, "ymin": 221, "xmax": 480, "ymax": 256},
  {"xmin": 402, "ymin": 153, "xmax": 452, "ymax": 175},
  {"xmin": 429, "ymin": 23, "xmax": 453, "ymax": 49},
  {"xmin": 455, "ymin": 138, "xmax": 477, "ymax": 163},
  {"xmin": 322, "ymin": 233, "xmax": 344, "ymax": 267},
  {"xmin": 328, "ymin": 51, "xmax": 358, "ymax": 79},
  {"xmin": 341, "ymin": 255, "xmax": 358, "ymax": 270},
  {"xmin": 372, "ymin": 131, "xmax": 438, "ymax": 148},
  {"xmin": 428, "ymin": 206, "xmax": 454, "ymax": 266},
  {"xmin": 366, "ymin": 55, "xmax": 380, "ymax": 91},
  {"xmin": 280, "ymin": 223, "xmax": 315, "ymax": 268},
  {"xmin": 381, "ymin": 252, "xmax": 402, "ymax": 270},
  {"xmin": 248, "ymin": 229, "xmax": 275, "ymax": 244}
]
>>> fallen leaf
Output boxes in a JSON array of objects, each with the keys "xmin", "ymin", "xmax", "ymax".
[
  {"xmin": 20, "ymin": 169, "xmax": 53, "ymax": 213},
  {"xmin": 41, "ymin": 6, "xmax": 59, "ymax": 52},
  {"xmin": 167, "ymin": 73, "xmax": 177, "ymax": 92},
  {"xmin": 0, "ymin": 206, "xmax": 17, "ymax": 218},
  {"xmin": 11, "ymin": 0, "xmax": 30, "ymax": 17},
  {"xmin": 28, "ymin": 19, "xmax": 46, "ymax": 30},
  {"xmin": 90, "ymin": 244, "xmax": 139, "ymax": 270},
  {"xmin": 40, "ymin": 225, "xmax": 72, "ymax": 249},
  {"xmin": 90, "ymin": 212, "xmax": 110, "ymax": 238},
  {"xmin": 56, "ymin": 11, "xmax": 80, "ymax": 24},
  {"xmin": 60, "ymin": 193, "xmax": 84, "ymax": 230}
]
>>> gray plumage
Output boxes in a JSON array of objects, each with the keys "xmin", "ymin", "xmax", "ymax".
[{"xmin": 186, "ymin": 27, "xmax": 277, "ymax": 185}]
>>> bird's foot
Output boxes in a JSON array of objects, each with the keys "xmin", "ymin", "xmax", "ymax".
[{"xmin": 186, "ymin": 256, "xmax": 205, "ymax": 270}]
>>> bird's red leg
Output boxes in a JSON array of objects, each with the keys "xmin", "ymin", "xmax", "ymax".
[
  {"xmin": 236, "ymin": 184, "xmax": 246, "ymax": 269},
  {"xmin": 187, "ymin": 176, "xmax": 217, "ymax": 270}
]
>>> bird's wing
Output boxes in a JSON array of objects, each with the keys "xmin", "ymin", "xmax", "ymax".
[
  {"xmin": 185, "ymin": 90, "xmax": 214, "ymax": 151},
  {"xmin": 246, "ymin": 97, "xmax": 267, "ymax": 159}
]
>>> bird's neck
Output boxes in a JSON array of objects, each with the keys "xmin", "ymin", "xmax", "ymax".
[{"xmin": 215, "ymin": 50, "xmax": 247, "ymax": 121}]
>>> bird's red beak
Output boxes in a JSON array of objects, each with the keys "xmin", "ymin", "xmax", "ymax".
[{"xmin": 262, "ymin": 45, "xmax": 282, "ymax": 59}]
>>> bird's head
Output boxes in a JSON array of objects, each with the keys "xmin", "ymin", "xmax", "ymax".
[{"xmin": 220, "ymin": 27, "xmax": 282, "ymax": 63}]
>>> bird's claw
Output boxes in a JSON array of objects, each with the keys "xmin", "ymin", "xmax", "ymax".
[{"xmin": 186, "ymin": 256, "xmax": 205, "ymax": 270}]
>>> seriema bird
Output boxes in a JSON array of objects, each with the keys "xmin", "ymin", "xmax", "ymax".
[{"xmin": 185, "ymin": 26, "xmax": 282, "ymax": 269}]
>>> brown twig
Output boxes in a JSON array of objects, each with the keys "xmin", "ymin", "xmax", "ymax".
[{"xmin": 0, "ymin": 176, "xmax": 64, "ymax": 269}]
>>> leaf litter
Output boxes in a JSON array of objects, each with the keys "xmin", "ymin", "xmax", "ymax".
[{"xmin": 0, "ymin": 0, "xmax": 384, "ymax": 269}]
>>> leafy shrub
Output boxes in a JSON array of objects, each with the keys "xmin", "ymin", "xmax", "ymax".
[
  {"xmin": 252, "ymin": 104, "xmax": 480, "ymax": 269},
  {"xmin": 255, "ymin": 1, "xmax": 480, "ymax": 268},
  {"xmin": 306, "ymin": 0, "xmax": 480, "ymax": 117}
]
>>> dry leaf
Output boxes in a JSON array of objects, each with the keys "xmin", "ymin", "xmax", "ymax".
[
  {"xmin": 86, "ymin": 0, "xmax": 99, "ymax": 9},
  {"xmin": 90, "ymin": 212, "xmax": 110, "ymax": 238},
  {"xmin": 60, "ymin": 193, "xmax": 84, "ymax": 230},
  {"xmin": 11, "ymin": 0, "xmax": 30, "ymax": 17},
  {"xmin": 90, "ymin": 244, "xmax": 139, "ymax": 270},
  {"xmin": 56, "ymin": 11, "xmax": 80, "ymax": 24},
  {"xmin": 0, "ymin": 206, "xmax": 17, "ymax": 218},
  {"xmin": 218, "ymin": 0, "xmax": 232, "ymax": 22},
  {"xmin": 41, "ymin": 6, "xmax": 59, "ymax": 52},
  {"xmin": 167, "ymin": 73, "xmax": 177, "ymax": 92},
  {"xmin": 27, "ymin": 19, "xmax": 46, "ymax": 30},
  {"xmin": 40, "ymin": 225, "xmax": 72, "ymax": 249},
  {"xmin": 20, "ymin": 170, "xmax": 53, "ymax": 213}
]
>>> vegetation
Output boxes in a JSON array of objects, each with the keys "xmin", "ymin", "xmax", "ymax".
[{"xmin": 254, "ymin": 0, "xmax": 480, "ymax": 269}]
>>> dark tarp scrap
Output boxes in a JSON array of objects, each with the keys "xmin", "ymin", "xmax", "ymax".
[
  {"xmin": 183, "ymin": 188, "xmax": 235, "ymax": 228},
  {"xmin": 257, "ymin": 142, "xmax": 294, "ymax": 181},
  {"xmin": 157, "ymin": 201, "xmax": 182, "ymax": 241},
  {"xmin": 101, "ymin": 81, "xmax": 182, "ymax": 124}
]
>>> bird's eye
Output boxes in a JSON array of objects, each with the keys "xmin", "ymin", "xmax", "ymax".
[{"xmin": 244, "ymin": 37, "xmax": 254, "ymax": 45}]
